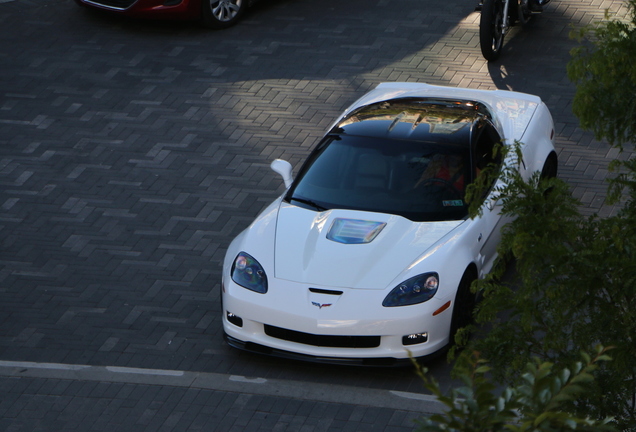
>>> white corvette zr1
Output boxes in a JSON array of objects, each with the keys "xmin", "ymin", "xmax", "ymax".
[{"xmin": 221, "ymin": 82, "xmax": 557, "ymax": 366}]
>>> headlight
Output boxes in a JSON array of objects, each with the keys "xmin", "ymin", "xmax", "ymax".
[
  {"xmin": 382, "ymin": 273, "xmax": 439, "ymax": 307},
  {"xmin": 231, "ymin": 252, "xmax": 268, "ymax": 293}
]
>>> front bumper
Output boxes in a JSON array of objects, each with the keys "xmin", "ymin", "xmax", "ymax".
[
  {"xmin": 224, "ymin": 333, "xmax": 448, "ymax": 367},
  {"xmin": 221, "ymin": 277, "xmax": 455, "ymax": 363},
  {"xmin": 77, "ymin": 0, "xmax": 200, "ymax": 20}
]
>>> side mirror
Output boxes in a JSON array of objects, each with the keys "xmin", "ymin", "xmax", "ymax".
[{"xmin": 270, "ymin": 159, "xmax": 293, "ymax": 189}]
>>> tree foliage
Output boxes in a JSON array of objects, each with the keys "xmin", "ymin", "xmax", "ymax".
[
  {"xmin": 417, "ymin": 3, "xmax": 636, "ymax": 429},
  {"xmin": 464, "ymin": 155, "xmax": 636, "ymax": 428},
  {"xmin": 416, "ymin": 142, "xmax": 636, "ymax": 429},
  {"xmin": 414, "ymin": 347, "xmax": 616, "ymax": 432},
  {"xmin": 568, "ymin": 0, "xmax": 636, "ymax": 149}
]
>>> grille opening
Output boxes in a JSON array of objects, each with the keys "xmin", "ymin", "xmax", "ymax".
[
  {"xmin": 309, "ymin": 288, "xmax": 343, "ymax": 295},
  {"xmin": 264, "ymin": 325, "xmax": 380, "ymax": 348}
]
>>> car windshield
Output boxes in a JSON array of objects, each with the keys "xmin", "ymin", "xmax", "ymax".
[{"xmin": 285, "ymin": 134, "xmax": 472, "ymax": 222}]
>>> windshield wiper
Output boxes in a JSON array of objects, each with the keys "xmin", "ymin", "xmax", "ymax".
[{"xmin": 289, "ymin": 196, "xmax": 328, "ymax": 212}]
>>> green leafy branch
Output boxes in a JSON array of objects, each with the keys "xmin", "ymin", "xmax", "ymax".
[{"xmin": 413, "ymin": 347, "xmax": 616, "ymax": 432}]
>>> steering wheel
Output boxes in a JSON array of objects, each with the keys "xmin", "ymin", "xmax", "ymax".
[{"xmin": 417, "ymin": 177, "xmax": 463, "ymax": 200}]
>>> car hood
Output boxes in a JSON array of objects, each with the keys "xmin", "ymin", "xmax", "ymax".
[{"xmin": 274, "ymin": 202, "xmax": 463, "ymax": 289}]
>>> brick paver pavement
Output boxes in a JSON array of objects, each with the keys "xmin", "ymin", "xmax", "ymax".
[{"xmin": 1, "ymin": 0, "xmax": 632, "ymax": 429}]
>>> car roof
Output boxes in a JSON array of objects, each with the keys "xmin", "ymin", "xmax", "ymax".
[
  {"xmin": 333, "ymin": 98, "xmax": 486, "ymax": 148},
  {"xmin": 337, "ymin": 83, "xmax": 543, "ymax": 143}
]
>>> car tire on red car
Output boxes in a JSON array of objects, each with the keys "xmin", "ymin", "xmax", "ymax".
[{"xmin": 202, "ymin": 0, "xmax": 247, "ymax": 28}]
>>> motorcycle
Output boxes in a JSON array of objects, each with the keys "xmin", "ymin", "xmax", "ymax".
[{"xmin": 478, "ymin": 0, "xmax": 551, "ymax": 61}]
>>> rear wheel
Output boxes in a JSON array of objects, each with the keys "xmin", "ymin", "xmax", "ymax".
[
  {"xmin": 540, "ymin": 152, "xmax": 558, "ymax": 180},
  {"xmin": 202, "ymin": 0, "xmax": 247, "ymax": 29},
  {"xmin": 479, "ymin": 0, "xmax": 506, "ymax": 61},
  {"xmin": 540, "ymin": 152, "xmax": 558, "ymax": 197}
]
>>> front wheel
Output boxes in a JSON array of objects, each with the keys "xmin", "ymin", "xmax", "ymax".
[
  {"xmin": 450, "ymin": 269, "xmax": 477, "ymax": 345},
  {"xmin": 202, "ymin": 0, "xmax": 247, "ymax": 29},
  {"xmin": 479, "ymin": 0, "xmax": 506, "ymax": 61}
]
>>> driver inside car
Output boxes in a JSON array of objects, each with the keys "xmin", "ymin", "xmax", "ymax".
[{"xmin": 415, "ymin": 154, "xmax": 465, "ymax": 191}]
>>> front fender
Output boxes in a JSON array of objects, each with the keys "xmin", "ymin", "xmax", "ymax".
[
  {"xmin": 399, "ymin": 220, "xmax": 480, "ymax": 306},
  {"xmin": 223, "ymin": 197, "xmax": 283, "ymax": 277}
]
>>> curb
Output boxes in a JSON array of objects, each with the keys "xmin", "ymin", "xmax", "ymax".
[{"xmin": 0, "ymin": 360, "xmax": 445, "ymax": 414}]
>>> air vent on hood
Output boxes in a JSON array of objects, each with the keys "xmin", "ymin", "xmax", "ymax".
[{"xmin": 326, "ymin": 218, "xmax": 386, "ymax": 244}]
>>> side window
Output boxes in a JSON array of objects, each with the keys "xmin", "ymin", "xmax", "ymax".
[
  {"xmin": 474, "ymin": 123, "xmax": 502, "ymax": 172},
  {"xmin": 473, "ymin": 122, "xmax": 503, "ymax": 193}
]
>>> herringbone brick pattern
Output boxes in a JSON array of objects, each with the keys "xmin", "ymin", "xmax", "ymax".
[
  {"xmin": 0, "ymin": 0, "xmax": 631, "ymax": 403},
  {"xmin": 0, "ymin": 375, "xmax": 421, "ymax": 431}
]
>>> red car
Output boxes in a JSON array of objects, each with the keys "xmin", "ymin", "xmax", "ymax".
[{"xmin": 75, "ymin": 0, "xmax": 249, "ymax": 29}]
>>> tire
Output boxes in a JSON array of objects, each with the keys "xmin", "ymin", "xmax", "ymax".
[
  {"xmin": 539, "ymin": 152, "xmax": 558, "ymax": 197},
  {"xmin": 479, "ymin": 0, "xmax": 506, "ymax": 61},
  {"xmin": 540, "ymin": 152, "xmax": 558, "ymax": 180},
  {"xmin": 202, "ymin": 0, "xmax": 247, "ymax": 29},
  {"xmin": 517, "ymin": 0, "xmax": 533, "ymax": 25},
  {"xmin": 450, "ymin": 269, "xmax": 477, "ymax": 343}
]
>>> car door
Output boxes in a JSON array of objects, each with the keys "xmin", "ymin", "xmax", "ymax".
[{"xmin": 470, "ymin": 120, "xmax": 509, "ymax": 277}]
